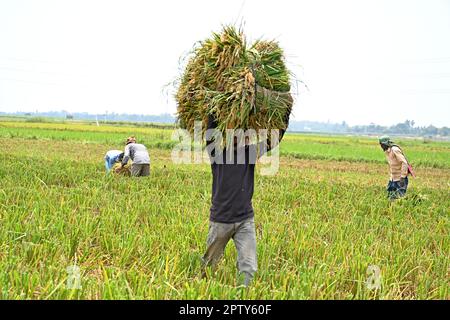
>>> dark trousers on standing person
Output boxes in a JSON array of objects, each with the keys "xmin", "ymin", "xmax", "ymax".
[{"xmin": 387, "ymin": 177, "xmax": 408, "ymax": 200}]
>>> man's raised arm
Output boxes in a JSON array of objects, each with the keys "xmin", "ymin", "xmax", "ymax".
[{"xmin": 257, "ymin": 111, "xmax": 290, "ymax": 158}]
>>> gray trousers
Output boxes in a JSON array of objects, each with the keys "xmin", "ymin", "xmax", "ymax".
[
  {"xmin": 131, "ymin": 163, "xmax": 150, "ymax": 177},
  {"xmin": 202, "ymin": 217, "xmax": 257, "ymax": 286}
]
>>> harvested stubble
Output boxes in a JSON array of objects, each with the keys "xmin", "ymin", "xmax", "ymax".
[{"xmin": 176, "ymin": 26, "xmax": 293, "ymax": 137}]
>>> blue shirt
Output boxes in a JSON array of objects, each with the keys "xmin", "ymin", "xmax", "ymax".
[{"xmin": 105, "ymin": 150, "xmax": 123, "ymax": 171}]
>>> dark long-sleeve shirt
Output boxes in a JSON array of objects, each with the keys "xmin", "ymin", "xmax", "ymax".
[{"xmin": 206, "ymin": 135, "xmax": 283, "ymax": 223}]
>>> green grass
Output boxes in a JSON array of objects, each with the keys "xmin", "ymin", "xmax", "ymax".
[
  {"xmin": 0, "ymin": 121, "xmax": 449, "ymax": 299},
  {"xmin": 0, "ymin": 121, "xmax": 176, "ymax": 150},
  {"xmin": 282, "ymin": 133, "xmax": 450, "ymax": 168},
  {"xmin": 1, "ymin": 120, "xmax": 449, "ymax": 168}
]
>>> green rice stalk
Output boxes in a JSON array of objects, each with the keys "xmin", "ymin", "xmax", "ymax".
[{"xmin": 176, "ymin": 26, "xmax": 294, "ymax": 139}]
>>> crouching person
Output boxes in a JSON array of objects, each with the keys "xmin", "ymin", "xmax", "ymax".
[
  {"xmin": 117, "ymin": 136, "xmax": 150, "ymax": 177},
  {"xmin": 104, "ymin": 150, "xmax": 124, "ymax": 173}
]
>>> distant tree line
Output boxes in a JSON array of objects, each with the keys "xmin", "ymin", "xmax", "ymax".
[
  {"xmin": 275, "ymin": 119, "xmax": 449, "ymax": 137},
  {"xmin": 2, "ymin": 110, "xmax": 176, "ymax": 124},
  {"xmin": 1, "ymin": 111, "xmax": 448, "ymax": 137},
  {"xmin": 348, "ymin": 120, "xmax": 450, "ymax": 137}
]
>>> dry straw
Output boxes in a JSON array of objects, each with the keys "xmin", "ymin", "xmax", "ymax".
[{"xmin": 176, "ymin": 26, "xmax": 293, "ymax": 137}]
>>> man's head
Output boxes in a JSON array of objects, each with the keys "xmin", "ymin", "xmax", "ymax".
[
  {"xmin": 379, "ymin": 135, "xmax": 393, "ymax": 151},
  {"xmin": 126, "ymin": 136, "xmax": 136, "ymax": 145}
]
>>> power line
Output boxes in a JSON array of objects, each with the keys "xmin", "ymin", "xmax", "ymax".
[
  {"xmin": 0, "ymin": 77, "xmax": 58, "ymax": 86},
  {"xmin": 0, "ymin": 56, "xmax": 77, "ymax": 66},
  {"xmin": 234, "ymin": 0, "xmax": 247, "ymax": 26},
  {"xmin": 402, "ymin": 57, "xmax": 450, "ymax": 64},
  {"xmin": 0, "ymin": 66, "xmax": 87, "ymax": 77}
]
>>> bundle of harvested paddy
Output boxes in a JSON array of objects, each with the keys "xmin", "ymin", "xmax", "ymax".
[
  {"xmin": 112, "ymin": 162, "xmax": 131, "ymax": 176},
  {"xmin": 176, "ymin": 26, "xmax": 293, "ymax": 138}
]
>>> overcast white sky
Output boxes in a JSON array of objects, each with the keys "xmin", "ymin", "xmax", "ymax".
[{"xmin": 0, "ymin": 0, "xmax": 449, "ymax": 126}]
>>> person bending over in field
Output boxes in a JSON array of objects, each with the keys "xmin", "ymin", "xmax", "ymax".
[
  {"xmin": 116, "ymin": 136, "xmax": 151, "ymax": 177},
  {"xmin": 379, "ymin": 136, "xmax": 414, "ymax": 200},
  {"xmin": 201, "ymin": 114, "xmax": 289, "ymax": 287},
  {"xmin": 104, "ymin": 150, "xmax": 124, "ymax": 173}
]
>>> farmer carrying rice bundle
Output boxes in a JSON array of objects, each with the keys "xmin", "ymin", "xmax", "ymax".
[
  {"xmin": 176, "ymin": 26, "xmax": 293, "ymax": 286},
  {"xmin": 201, "ymin": 113, "xmax": 289, "ymax": 287},
  {"xmin": 379, "ymin": 136, "xmax": 415, "ymax": 200}
]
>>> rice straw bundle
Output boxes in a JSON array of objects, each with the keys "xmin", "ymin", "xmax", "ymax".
[
  {"xmin": 112, "ymin": 162, "xmax": 131, "ymax": 176},
  {"xmin": 176, "ymin": 26, "xmax": 293, "ymax": 137}
]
